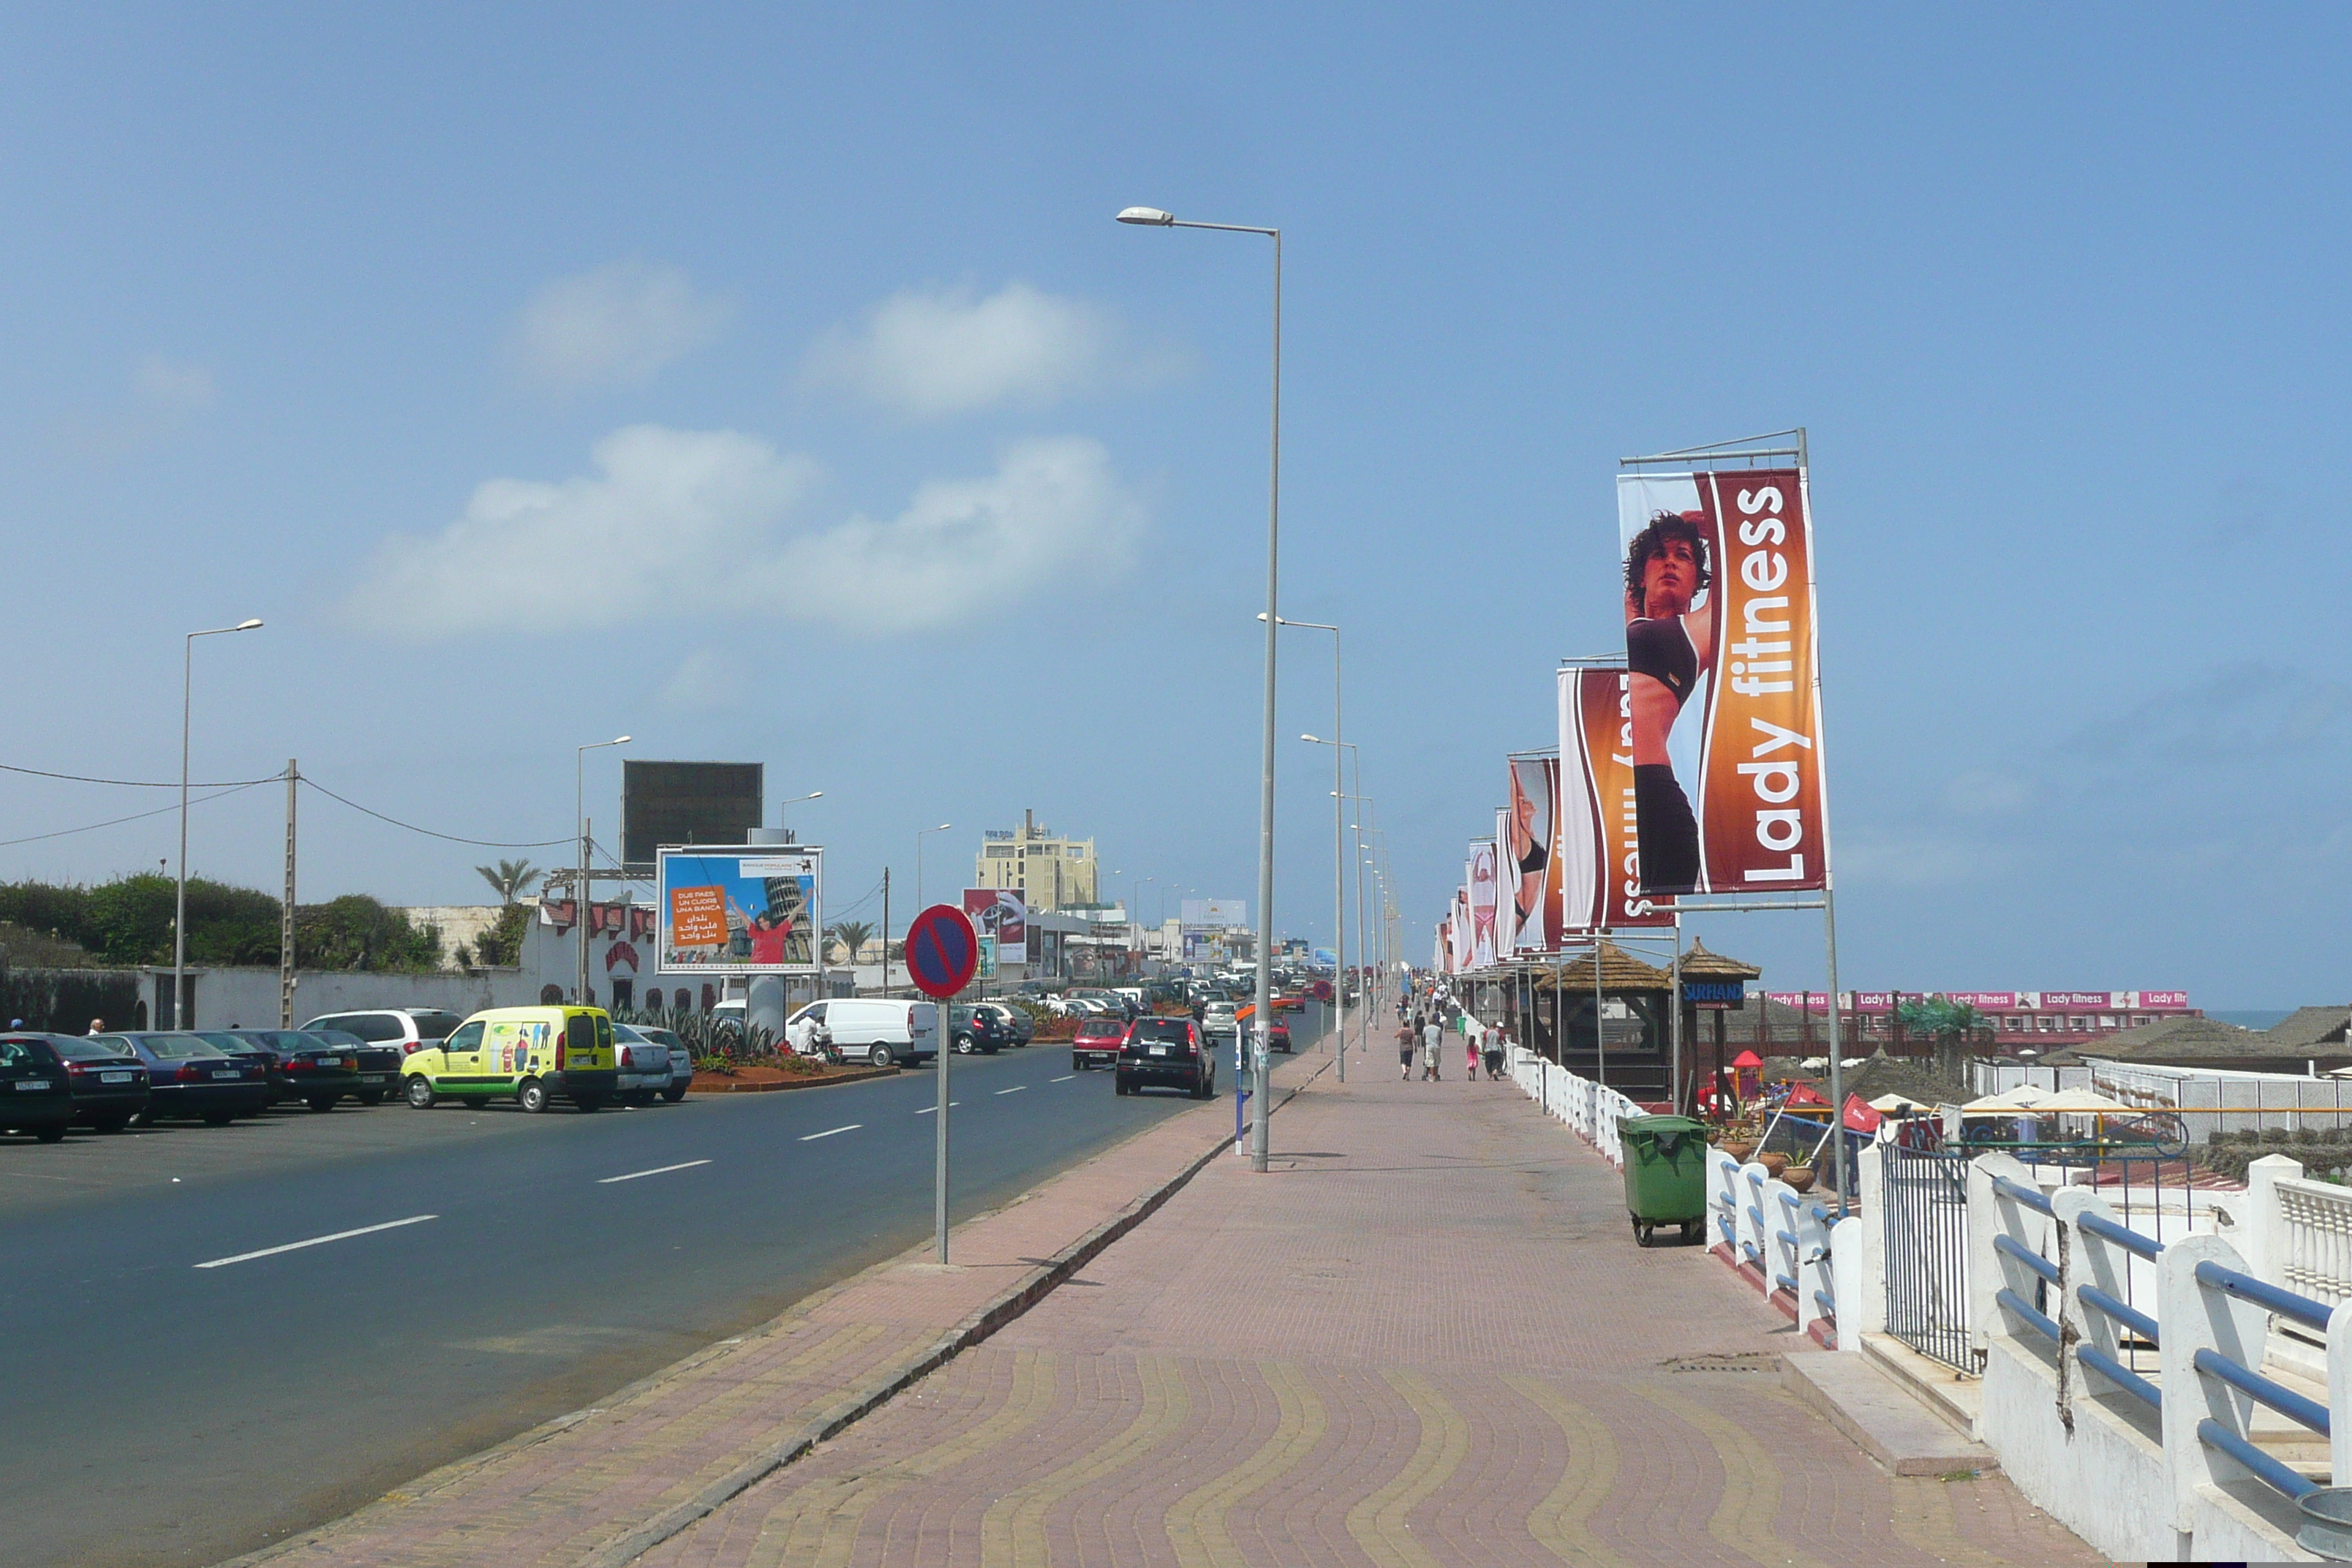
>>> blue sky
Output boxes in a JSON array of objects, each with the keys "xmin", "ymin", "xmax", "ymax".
[{"xmin": 2, "ymin": 6, "xmax": 2347, "ymax": 1007}]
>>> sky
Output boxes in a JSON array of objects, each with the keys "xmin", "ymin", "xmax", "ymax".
[{"xmin": 1, "ymin": 5, "xmax": 2348, "ymax": 1008}]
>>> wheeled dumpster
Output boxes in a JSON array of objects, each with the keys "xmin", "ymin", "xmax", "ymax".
[{"xmin": 1621, "ymin": 1115, "xmax": 1709, "ymax": 1246}]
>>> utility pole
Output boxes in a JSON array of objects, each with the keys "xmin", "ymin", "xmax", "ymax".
[
  {"xmin": 280, "ymin": 760, "xmax": 297, "ymax": 1027},
  {"xmin": 882, "ymin": 867, "xmax": 892, "ymax": 995}
]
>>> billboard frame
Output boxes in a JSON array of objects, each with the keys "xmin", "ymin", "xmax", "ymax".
[{"xmin": 654, "ymin": 844, "xmax": 825, "ymax": 976}]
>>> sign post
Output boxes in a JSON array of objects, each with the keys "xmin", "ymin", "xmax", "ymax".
[{"xmin": 905, "ymin": 903, "xmax": 979, "ymax": 1263}]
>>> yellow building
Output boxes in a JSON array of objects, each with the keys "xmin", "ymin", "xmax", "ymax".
[{"xmin": 974, "ymin": 810, "xmax": 1098, "ymax": 912}]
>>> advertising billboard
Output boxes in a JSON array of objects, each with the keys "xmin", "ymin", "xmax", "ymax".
[
  {"xmin": 1558, "ymin": 666, "xmax": 1675, "ymax": 931},
  {"xmin": 656, "ymin": 847, "xmax": 821, "ymax": 973},
  {"xmin": 1180, "ymin": 898, "xmax": 1249, "ymax": 928},
  {"xmin": 1617, "ymin": 468, "xmax": 1828, "ymax": 894},
  {"xmin": 622, "ymin": 761, "xmax": 765, "ymax": 871},
  {"xmin": 1505, "ymin": 755, "xmax": 1562, "ymax": 954},
  {"xmin": 1466, "ymin": 843, "xmax": 1498, "ymax": 970},
  {"xmin": 961, "ymin": 888, "xmax": 1029, "ymax": 966}
]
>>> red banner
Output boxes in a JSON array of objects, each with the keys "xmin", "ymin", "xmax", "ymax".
[{"xmin": 1561, "ymin": 666, "xmax": 1674, "ymax": 930}]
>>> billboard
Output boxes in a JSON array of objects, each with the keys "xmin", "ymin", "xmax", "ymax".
[
  {"xmin": 1180, "ymin": 898, "xmax": 1249, "ymax": 928},
  {"xmin": 1558, "ymin": 666, "xmax": 1675, "ymax": 930},
  {"xmin": 961, "ymin": 888, "xmax": 1029, "ymax": 966},
  {"xmin": 1617, "ymin": 469, "xmax": 1828, "ymax": 894},
  {"xmin": 656, "ymin": 847, "xmax": 821, "ymax": 973},
  {"xmin": 622, "ymin": 761, "xmax": 765, "ymax": 871},
  {"xmin": 1504, "ymin": 755, "xmax": 1561, "ymax": 954}
]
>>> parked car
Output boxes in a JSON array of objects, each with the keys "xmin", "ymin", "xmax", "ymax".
[
  {"xmin": 633, "ymin": 1024, "xmax": 693, "ymax": 1103},
  {"xmin": 1071, "ymin": 1016, "xmax": 1130, "ymax": 1071},
  {"xmin": 611, "ymin": 1024, "xmax": 674, "ymax": 1106},
  {"xmin": 971, "ymin": 1002, "xmax": 1032, "ymax": 1046},
  {"xmin": 1267, "ymin": 1019, "xmax": 1294, "ymax": 1054},
  {"xmin": 1068, "ymin": 987, "xmax": 1136, "ymax": 1021},
  {"xmin": 785, "ymin": 999, "xmax": 938, "ymax": 1068},
  {"xmin": 399, "ymin": 1006, "xmax": 617, "ymax": 1112},
  {"xmin": 1116, "ymin": 1017, "xmax": 1216, "ymax": 1099},
  {"xmin": 49, "ymin": 1034, "xmax": 150, "ymax": 1133},
  {"xmin": 0, "ymin": 1033, "xmax": 76, "ymax": 1142},
  {"xmin": 947, "ymin": 1005, "xmax": 1007, "ymax": 1055},
  {"xmin": 1200, "ymin": 1001, "xmax": 1240, "ymax": 1042},
  {"xmin": 100, "ymin": 1033, "xmax": 271, "ymax": 1125},
  {"xmin": 302, "ymin": 1027, "xmax": 403, "ymax": 1104},
  {"xmin": 298, "ymin": 1009, "xmax": 466, "ymax": 1060},
  {"xmin": 218, "ymin": 1029, "xmax": 364, "ymax": 1111}
]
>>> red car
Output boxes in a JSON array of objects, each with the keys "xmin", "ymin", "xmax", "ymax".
[{"xmin": 1071, "ymin": 1016, "xmax": 1130, "ymax": 1071}]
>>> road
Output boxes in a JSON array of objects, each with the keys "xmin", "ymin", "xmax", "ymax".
[{"xmin": 0, "ymin": 1015, "xmax": 1325, "ymax": 1568}]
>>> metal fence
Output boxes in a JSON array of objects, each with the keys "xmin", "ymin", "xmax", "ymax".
[{"xmin": 1882, "ymin": 1142, "xmax": 1976, "ymax": 1372}]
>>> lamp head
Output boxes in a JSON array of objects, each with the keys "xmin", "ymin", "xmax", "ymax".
[
  {"xmin": 1117, "ymin": 206, "xmax": 1175, "ymax": 225},
  {"xmin": 1301, "ymin": 733, "xmax": 1322, "ymax": 744},
  {"xmin": 234, "ymin": 618, "xmax": 263, "ymax": 631},
  {"xmin": 614, "ymin": 735, "xmax": 632, "ymax": 745}
]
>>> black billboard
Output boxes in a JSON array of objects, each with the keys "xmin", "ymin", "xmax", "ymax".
[{"xmin": 622, "ymin": 761, "xmax": 764, "ymax": 870}]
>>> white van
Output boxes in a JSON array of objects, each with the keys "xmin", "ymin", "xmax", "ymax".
[{"xmin": 785, "ymin": 999, "xmax": 938, "ymax": 1068}]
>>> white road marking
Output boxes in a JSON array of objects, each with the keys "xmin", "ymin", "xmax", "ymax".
[
  {"xmin": 194, "ymin": 1214, "xmax": 438, "ymax": 1270},
  {"xmin": 799, "ymin": 1124, "xmax": 862, "ymax": 1142},
  {"xmin": 915, "ymin": 1103, "xmax": 960, "ymax": 1115},
  {"xmin": 1050, "ymin": 1075, "xmax": 1076, "ymax": 1083},
  {"xmin": 597, "ymin": 1159, "xmax": 712, "ymax": 1185},
  {"xmin": 994, "ymin": 1085, "xmax": 1026, "ymax": 1096}
]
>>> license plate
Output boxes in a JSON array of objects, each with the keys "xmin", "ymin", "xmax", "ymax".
[
  {"xmin": 359, "ymin": 1074, "xmax": 385, "ymax": 1084},
  {"xmin": 211, "ymin": 1071, "xmax": 242, "ymax": 1080},
  {"xmin": 1150, "ymin": 1046, "xmax": 1169, "ymax": 1058},
  {"xmin": 99, "ymin": 1071, "xmax": 132, "ymax": 1084},
  {"xmin": 15, "ymin": 1080, "xmax": 48, "ymax": 1091}
]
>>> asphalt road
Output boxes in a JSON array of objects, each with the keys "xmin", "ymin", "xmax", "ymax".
[{"xmin": 0, "ymin": 1015, "xmax": 1324, "ymax": 1568}]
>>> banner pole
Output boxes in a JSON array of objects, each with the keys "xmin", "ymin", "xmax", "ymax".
[
  {"xmin": 1594, "ymin": 935, "xmax": 1606, "ymax": 1093},
  {"xmin": 1824, "ymin": 885, "xmax": 1847, "ymax": 1217},
  {"xmin": 1670, "ymin": 912, "xmax": 1684, "ymax": 1115}
]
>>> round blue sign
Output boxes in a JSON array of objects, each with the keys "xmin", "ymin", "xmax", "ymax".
[{"xmin": 905, "ymin": 904, "xmax": 979, "ymax": 998}]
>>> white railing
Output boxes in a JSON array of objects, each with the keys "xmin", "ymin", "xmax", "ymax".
[
  {"xmin": 2273, "ymin": 1171, "xmax": 2352, "ymax": 1314},
  {"xmin": 1507, "ymin": 1047, "xmax": 1637, "ymax": 1166}
]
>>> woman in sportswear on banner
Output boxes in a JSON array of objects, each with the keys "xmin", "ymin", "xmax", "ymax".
[{"xmin": 1623, "ymin": 510, "xmax": 1714, "ymax": 893}]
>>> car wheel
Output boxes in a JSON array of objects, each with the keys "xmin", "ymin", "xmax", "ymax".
[
  {"xmin": 357, "ymin": 1090, "xmax": 385, "ymax": 1107},
  {"xmin": 661, "ymin": 1084, "xmax": 688, "ymax": 1103},
  {"xmin": 203, "ymin": 1110, "xmax": 235, "ymax": 1127},
  {"xmin": 37, "ymin": 1123, "xmax": 67, "ymax": 1143},
  {"xmin": 517, "ymin": 1079, "xmax": 550, "ymax": 1114},
  {"xmin": 867, "ymin": 1044, "xmax": 894, "ymax": 1069},
  {"xmin": 405, "ymin": 1076, "xmax": 437, "ymax": 1109},
  {"xmin": 953, "ymin": 1033, "xmax": 975, "ymax": 1055},
  {"xmin": 306, "ymin": 1095, "xmax": 339, "ymax": 1112}
]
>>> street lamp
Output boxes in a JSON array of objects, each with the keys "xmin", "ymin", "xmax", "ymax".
[
  {"xmin": 174, "ymin": 618, "xmax": 263, "ymax": 1028},
  {"xmin": 1122, "ymin": 202, "xmax": 1283, "ymax": 1172},
  {"xmin": 916, "ymin": 823, "xmax": 953, "ymax": 911},
  {"xmin": 779, "ymin": 789, "xmax": 823, "ymax": 839},
  {"xmin": 1301, "ymin": 731, "xmax": 1355, "ymax": 1081},
  {"xmin": 576, "ymin": 736, "xmax": 630, "ymax": 1005}
]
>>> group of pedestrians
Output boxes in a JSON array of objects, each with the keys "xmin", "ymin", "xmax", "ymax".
[{"xmin": 1396, "ymin": 995, "xmax": 1509, "ymax": 1082}]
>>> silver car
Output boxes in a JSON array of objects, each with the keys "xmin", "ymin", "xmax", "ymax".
[
  {"xmin": 611, "ymin": 1023, "xmax": 676, "ymax": 1105},
  {"xmin": 633, "ymin": 1024, "xmax": 693, "ymax": 1104}
]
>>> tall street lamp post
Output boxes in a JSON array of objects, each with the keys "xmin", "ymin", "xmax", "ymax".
[
  {"xmin": 779, "ymin": 789, "xmax": 823, "ymax": 839},
  {"xmin": 916, "ymin": 823, "xmax": 952, "ymax": 912},
  {"xmin": 176, "ymin": 618, "xmax": 263, "ymax": 1028},
  {"xmin": 1120, "ymin": 203, "xmax": 1282, "ymax": 1172},
  {"xmin": 1301, "ymin": 731, "xmax": 1354, "ymax": 1080},
  {"xmin": 576, "ymin": 736, "xmax": 630, "ymax": 1005}
]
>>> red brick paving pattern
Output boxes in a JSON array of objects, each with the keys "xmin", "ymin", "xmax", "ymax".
[{"xmin": 640, "ymin": 1072, "xmax": 2100, "ymax": 1567}]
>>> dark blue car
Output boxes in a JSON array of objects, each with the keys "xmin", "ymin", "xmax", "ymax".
[
  {"xmin": 98, "ymin": 1033, "xmax": 271, "ymax": 1126},
  {"xmin": 0, "ymin": 1034, "xmax": 75, "ymax": 1142}
]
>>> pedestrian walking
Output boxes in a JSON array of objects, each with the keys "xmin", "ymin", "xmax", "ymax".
[
  {"xmin": 1398, "ymin": 1019, "xmax": 1417, "ymax": 1079},
  {"xmin": 1421, "ymin": 1016, "xmax": 1444, "ymax": 1080},
  {"xmin": 1483, "ymin": 1027, "xmax": 1508, "ymax": 1081},
  {"xmin": 1465, "ymin": 1025, "xmax": 1481, "ymax": 1080}
]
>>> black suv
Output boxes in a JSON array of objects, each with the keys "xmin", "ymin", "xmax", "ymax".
[{"xmin": 1117, "ymin": 1017, "xmax": 1215, "ymax": 1099}]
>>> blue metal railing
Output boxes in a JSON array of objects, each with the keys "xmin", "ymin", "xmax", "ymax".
[
  {"xmin": 1814, "ymin": 1289, "xmax": 1836, "ymax": 1317},
  {"xmin": 2078, "ymin": 1209, "xmax": 2162, "ymax": 1261},
  {"xmin": 2080, "ymin": 1284, "xmax": 2158, "ymax": 1344},
  {"xmin": 1994, "ymin": 1233, "xmax": 2060, "ymax": 1287},
  {"xmin": 2194, "ymin": 1261, "xmax": 2333, "ymax": 1334},
  {"xmin": 2198, "ymin": 1418, "xmax": 2319, "ymax": 1501},
  {"xmin": 1997, "ymin": 1286, "xmax": 2062, "ymax": 1343},
  {"xmin": 2193, "ymin": 1348, "xmax": 2331, "ymax": 1435},
  {"xmin": 2079, "ymin": 1346, "xmax": 2162, "ymax": 1409},
  {"xmin": 1992, "ymin": 1175, "xmax": 2054, "ymax": 1217}
]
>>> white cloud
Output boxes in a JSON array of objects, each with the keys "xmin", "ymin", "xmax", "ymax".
[
  {"xmin": 355, "ymin": 428, "xmax": 1142, "ymax": 636},
  {"xmin": 805, "ymin": 282, "xmax": 1125, "ymax": 418},
  {"xmin": 659, "ymin": 649, "xmax": 734, "ymax": 711},
  {"xmin": 133, "ymin": 355, "xmax": 217, "ymax": 412},
  {"xmin": 508, "ymin": 261, "xmax": 731, "ymax": 391}
]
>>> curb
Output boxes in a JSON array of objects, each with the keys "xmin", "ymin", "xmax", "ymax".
[
  {"xmin": 686, "ymin": 1064, "xmax": 897, "ymax": 1093},
  {"xmin": 219, "ymin": 1048, "xmax": 1334, "ymax": 1568},
  {"xmin": 582, "ymin": 1049, "xmax": 1333, "ymax": 1567}
]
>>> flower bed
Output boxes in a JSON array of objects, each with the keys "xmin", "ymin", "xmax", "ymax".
[{"xmin": 687, "ymin": 1061, "xmax": 894, "ymax": 1093}]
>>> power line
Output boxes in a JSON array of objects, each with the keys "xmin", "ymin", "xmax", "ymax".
[
  {"xmin": 0, "ymin": 760, "xmax": 281, "ymax": 788},
  {"xmin": 298, "ymin": 777, "xmax": 572, "ymax": 849},
  {"xmin": 0, "ymin": 780, "xmax": 271, "ymax": 848}
]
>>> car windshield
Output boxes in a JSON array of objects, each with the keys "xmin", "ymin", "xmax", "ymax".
[
  {"xmin": 407, "ymin": 1011, "xmax": 462, "ymax": 1041},
  {"xmin": 1131, "ymin": 1020, "xmax": 1191, "ymax": 1044},
  {"xmin": 197, "ymin": 1033, "xmax": 255, "ymax": 1051},
  {"xmin": 305, "ymin": 1029, "xmax": 365, "ymax": 1047},
  {"xmin": 612, "ymin": 1024, "xmax": 647, "ymax": 1042},
  {"xmin": 52, "ymin": 1037, "xmax": 136, "ymax": 1062},
  {"xmin": 639, "ymin": 1029, "xmax": 683, "ymax": 1049},
  {"xmin": 137, "ymin": 1036, "xmax": 228, "ymax": 1060},
  {"xmin": 0, "ymin": 1036, "xmax": 63, "ymax": 1068}
]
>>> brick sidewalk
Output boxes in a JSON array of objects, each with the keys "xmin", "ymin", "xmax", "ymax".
[
  {"xmin": 233, "ymin": 1052, "xmax": 1328, "ymax": 1568},
  {"xmin": 635, "ymin": 1068, "xmax": 2100, "ymax": 1567}
]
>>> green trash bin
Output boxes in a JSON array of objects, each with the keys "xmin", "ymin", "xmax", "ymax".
[{"xmin": 1620, "ymin": 1115, "xmax": 1709, "ymax": 1247}]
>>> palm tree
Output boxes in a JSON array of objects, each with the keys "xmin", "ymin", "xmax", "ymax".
[
  {"xmin": 476, "ymin": 859, "xmax": 542, "ymax": 905},
  {"xmin": 826, "ymin": 920, "xmax": 876, "ymax": 964}
]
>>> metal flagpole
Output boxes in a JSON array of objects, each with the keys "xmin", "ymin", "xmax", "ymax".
[
  {"xmin": 1825, "ymin": 886, "xmax": 1847, "ymax": 1214},
  {"xmin": 1670, "ymin": 913, "xmax": 1684, "ymax": 1115}
]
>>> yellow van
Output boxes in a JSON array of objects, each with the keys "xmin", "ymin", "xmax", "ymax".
[{"xmin": 401, "ymin": 1006, "xmax": 618, "ymax": 1113}]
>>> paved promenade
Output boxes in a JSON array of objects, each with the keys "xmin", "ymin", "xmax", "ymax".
[{"xmin": 637, "ymin": 1064, "xmax": 2100, "ymax": 1567}]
